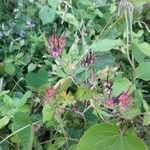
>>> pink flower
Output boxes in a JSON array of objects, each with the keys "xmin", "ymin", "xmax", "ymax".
[
  {"xmin": 43, "ymin": 87, "xmax": 55, "ymax": 103},
  {"xmin": 105, "ymin": 98, "xmax": 115, "ymax": 108},
  {"xmin": 48, "ymin": 34, "xmax": 66, "ymax": 58},
  {"xmin": 118, "ymin": 92, "xmax": 131, "ymax": 107}
]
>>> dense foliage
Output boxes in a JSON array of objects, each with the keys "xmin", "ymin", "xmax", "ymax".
[{"xmin": 0, "ymin": 0, "xmax": 150, "ymax": 150}]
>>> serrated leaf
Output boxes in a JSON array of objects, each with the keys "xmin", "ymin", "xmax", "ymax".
[
  {"xmin": 39, "ymin": 6, "xmax": 55, "ymax": 25},
  {"xmin": 89, "ymin": 39, "xmax": 122, "ymax": 52},
  {"xmin": 77, "ymin": 124, "xmax": 147, "ymax": 150},
  {"xmin": 26, "ymin": 68, "xmax": 48, "ymax": 89},
  {"xmin": 136, "ymin": 62, "xmax": 150, "ymax": 81}
]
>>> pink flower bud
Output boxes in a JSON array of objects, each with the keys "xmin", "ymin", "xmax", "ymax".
[
  {"xmin": 43, "ymin": 87, "xmax": 55, "ymax": 103},
  {"xmin": 118, "ymin": 92, "xmax": 131, "ymax": 107}
]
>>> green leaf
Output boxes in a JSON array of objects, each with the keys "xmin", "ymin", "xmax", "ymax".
[
  {"xmin": 48, "ymin": 0, "xmax": 61, "ymax": 9},
  {"xmin": 12, "ymin": 113, "xmax": 34, "ymax": 150},
  {"xmin": 65, "ymin": 13, "xmax": 79, "ymax": 27},
  {"xmin": 26, "ymin": 68, "xmax": 48, "ymax": 89},
  {"xmin": 136, "ymin": 42, "xmax": 150, "ymax": 56},
  {"xmin": 4, "ymin": 63, "xmax": 15, "ymax": 75},
  {"xmin": 3, "ymin": 95, "xmax": 13, "ymax": 106},
  {"xmin": 122, "ymin": 108, "xmax": 141, "ymax": 119},
  {"xmin": 131, "ymin": 0, "xmax": 149, "ymax": 6},
  {"xmin": 89, "ymin": 39, "xmax": 122, "ymax": 52},
  {"xmin": 28, "ymin": 63, "xmax": 36, "ymax": 72},
  {"xmin": 77, "ymin": 124, "xmax": 147, "ymax": 150},
  {"xmin": 13, "ymin": 91, "xmax": 32, "ymax": 107},
  {"xmin": 39, "ymin": 6, "xmax": 55, "ymax": 25},
  {"xmin": 46, "ymin": 137, "xmax": 65, "ymax": 150},
  {"xmin": 136, "ymin": 62, "xmax": 150, "ymax": 81},
  {"xmin": 0, "ymin": 116, "xmax": 10, "ymax": 129},
  {"xmin": 94, "ymin": 0, "xmax": 107, "ymax": 7},
  {"xmin": 75, "ymin": 86, "xmax": 99, "ymax": 101},
  {"xmin": 42, "ymin": 104, "xmax": 55, "ymax": 123},
  {"xmin": 143, "ymin": 114, "xmax": 150, "ymax": 126},
  {"xmin": 112, "ymin": 78, "xmax": 134, "ymax": 97}
]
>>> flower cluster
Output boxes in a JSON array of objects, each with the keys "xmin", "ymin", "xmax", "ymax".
[
  {"xmin": 43, "ymin": 87, "xmax": 55, "ymax": 104},
  {"xmin": 105, "ymin": 92, "xmax": 131, "ymax": 108},
  {"xmin": 81, "ymin": 50, "xmax": 95, "ymax": 68},
  {"xmin": 48, "ymin": 34, "xmax": 66, "ymax": 58}
]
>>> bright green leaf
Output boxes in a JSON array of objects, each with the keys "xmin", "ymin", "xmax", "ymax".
[
  {"xmin": 77, "ymin": 124, "xmax": 147, "ymax": 150},
  {"xmin": 122, "ymin": 108, "xmax": 141, "ymax": 119},
  {"xmin": 42, "ymin": 104, "xmax": 55, "ymax": 123},
  {"xmin": 39, "ymin": 6, "xmax": 56, "ymax": 25},
  {"xmin": 143, "ymin": 114, "xmax": 150, "ymax": 126},
  {"xmin": 136, "ymin": 42, "xmax": 150, "ymax": 56},
  {"xmin": 28, "ymin": 63, "xmax": 36, "ymax": 72},
  {"xmin": 112, "ymin": 78, "xmax": 134, "ymax": 97},
  {"xmin": 4, "ymin": 63, "xmax": 15, "ymax": 75},
  {"xmin": 48, "ymin": 0, "xmax": 61, "ymax": 9},
  {"xmin": 135, "ymin": 62, "xmax": 150, "ymax": 81},
  {"xmin": 89, "ymin": 39, "xmax": 122, "ymax": 52},
  {"xmin": 0, "ymin": 116, "xmax": 10, "ymax": 129}
]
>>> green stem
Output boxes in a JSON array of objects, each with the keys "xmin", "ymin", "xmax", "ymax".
[
  {"xmin": 125, "ymin": 10, "xmax": 135, "ymax": 81},
  {"xmin": 0, "ymin": 121, "xmax": 41, "ymax": 144}
]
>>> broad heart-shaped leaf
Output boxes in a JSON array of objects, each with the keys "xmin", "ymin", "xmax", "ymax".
[
  {"xmin": 39, "ymin": 6, "xmax": 55, "ymax": 25},
  {"xmin": 77, "ymin": 124, "xmax": 147, "ymax": 150},
  {"xmin": 26, "ymin": 68, "xmax": 48, "ymax": 89},
  {"xmin": 135, "ymin": 42, "xmax": 150, "ymax": 56},
  {"xmin": 12, "ymin": 113, "xmax": 34, "ymax": 150},
  {"xmin": 89, "ymin": 39, "xmax": 122, "ymax": 52},
  {"xmin": 112, "ymin": 78, "xmax": 135, "ymax": 97},
  {"xmin": 135, "ymin": 62, "xmax": 150, "ymax": 81}
]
